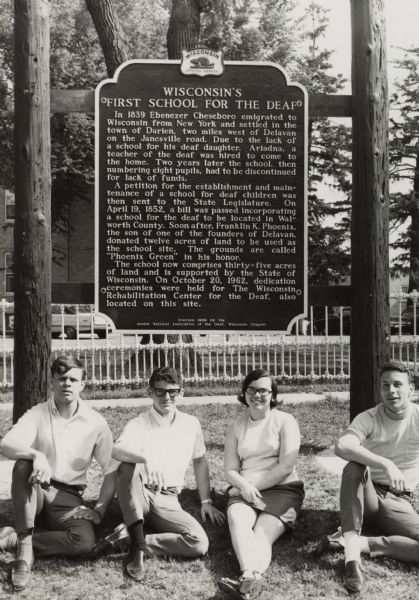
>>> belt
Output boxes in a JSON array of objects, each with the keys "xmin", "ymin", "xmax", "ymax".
[
  {"xmin": 42, "ymin": 479, "xmax": 84, "ymax": 496},
  {"xmin": 145, "ymin": 484, "xmax": 179, "ymax": 496},
  {"xmin": 373, "ymin": 482, "xmax": 413, "ymax": 498}
]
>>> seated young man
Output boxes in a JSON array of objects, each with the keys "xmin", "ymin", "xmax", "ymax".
[
  {"xmin": 0, "ymin": 355, "xmax": 116, "ymax": 591},
  {"xmin": 112, "ymin": 366, "xmax": 225, "ymax": 581},
  {"xmin": 318, "ymin": 361, "xmax": 419, "ymax": 593}
]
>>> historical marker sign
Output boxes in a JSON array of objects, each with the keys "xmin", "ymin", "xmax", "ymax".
[{"xmin": 95, "ymin": 56, "xmax": 308, "ymax": 332}]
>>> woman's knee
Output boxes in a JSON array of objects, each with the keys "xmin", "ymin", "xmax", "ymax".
[{"xmin": 227, "ymin": 503, "xmax": 255, "ymax": 528}]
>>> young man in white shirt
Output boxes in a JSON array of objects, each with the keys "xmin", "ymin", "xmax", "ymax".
[
  {"xmin": 318, "ymin": 361, "xmax": 419, "ymax": 593},
  {"xmin": 112, "ymin": 366, "xmax": 225, "ymax": 581},
  {"xmin": 0, "ymin": 355, "xmax": 116, "ymax": 591}
]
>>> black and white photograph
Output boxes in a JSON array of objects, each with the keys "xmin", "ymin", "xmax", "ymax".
[{"xmin": 0, "ymin": 1, "xmax": 419, "ymax": 598}]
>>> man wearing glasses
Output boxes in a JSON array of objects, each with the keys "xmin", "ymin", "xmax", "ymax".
[{"xmin": 111, "ymin": 366, "xmax": 225, "ymax": 581}]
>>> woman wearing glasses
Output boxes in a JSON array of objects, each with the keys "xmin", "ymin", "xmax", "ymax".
[{"xmin": 218, "ymin": 369, "xmax": 304, "ymax": 599}]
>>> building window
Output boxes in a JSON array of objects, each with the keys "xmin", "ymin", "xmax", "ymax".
[
  {"xmin": 402, "ymin": 285, "xmax": 409, "ymax": 294},
  {"xmin": 5, "ymin": 253, "xmax": 14, "ymax": 294},
  {"xmin": 5, "ymin": 190, "xmax": 15, "ymax": 222}
]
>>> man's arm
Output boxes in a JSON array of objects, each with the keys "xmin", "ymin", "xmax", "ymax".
[
  {"xmin": 335, "ymin": 432, "xmax": 407, "ymax": 491},
  {"xmin": 112, "ymin": 442, "xmax": 166, "ymax": 491},
  {"xmin": 94, "ymin": 471, "xmax": 117, "ymax": 519},
  {"xmin": 111, "ymin": 443, "xmax": 147, "ymax": 465},
  {"xmin": 193, "ymin": 455, "xmax": 225, "ymax": 526},
  {"xmin": 0, "ymin": 432, "xmax": 51, "ymax": 485}
]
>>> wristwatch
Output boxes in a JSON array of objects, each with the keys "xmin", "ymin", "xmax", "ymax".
[{"xmin": 201, "ymin": 498, "xmax": 213, "ymax": 505}]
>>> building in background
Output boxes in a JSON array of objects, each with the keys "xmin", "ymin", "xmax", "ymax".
[
  {"xmin": 0, "ymin": 188, "xmax": 14, "ymax": 298},
  {"xmin": 0, "ymin": 188, "xmax": 94, "ymax": 300}
]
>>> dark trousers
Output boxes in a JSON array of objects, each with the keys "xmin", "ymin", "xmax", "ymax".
[
  {"xmin": 12, "ymin": 460, "xmax": 95, "ymax": 557},
  {"xmin": 340, "ymin": 461, "xmax": 419, "ymax": 562}
]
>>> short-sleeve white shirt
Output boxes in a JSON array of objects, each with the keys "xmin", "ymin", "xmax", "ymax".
[
  {"xmin": 114, "ymin": 407, "xmax": 206, "ymax": 489},
  {"xmin": 232, "ymin": 409, "xmax": 299, "ymax": 485},
  {"xmin": 2, "ymin": 398, "xmax": 115, "ymax": 487},
  {"xmin": 345, "ymin": 403, "xmax": 419, "ymax": 491}
]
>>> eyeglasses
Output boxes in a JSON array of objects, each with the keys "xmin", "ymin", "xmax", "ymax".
[
  {"xmin": 152, "ymin": 388, "xmax": 181, "ymax": 398},
  {"xmin": 246, "ymin": 387, "xmax": 272, "ymax": 398}
]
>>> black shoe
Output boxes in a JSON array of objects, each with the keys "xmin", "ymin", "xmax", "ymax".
[
  {"xmin": 125, "ymin": 549, "xmax": 146, "ymax": 582},
  {"xmin": 90, "ymin": 538, "xmax": 113, "ymax": 559},
  {"xmin": 218, "ymin": 577, "xmax": 244, "ymax": 599},
  {"xmin": 10, "ymin": 554, "xmax": 34, "ymax": 592},
  {"xmin": 343, "ymin": 560, "xmax": 363, "ymax": 593},
  {"xmin": 90, "ymin": 524, "xmax": 130, "ymax": 559}
]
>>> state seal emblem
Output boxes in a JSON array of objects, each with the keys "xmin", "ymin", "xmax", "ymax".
[{"xmin": 180, "ymin": 49, "xmax": 224, "ymax": 77}]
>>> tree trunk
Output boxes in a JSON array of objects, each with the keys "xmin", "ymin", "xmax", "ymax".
[
  {"xmin": 84, "ymin": 0, "xmax": 129, "ymax": 77},
  {"xmin": 89, "ymin": 0, "xmax": 206, "ymax": 372},
  {"xmin": 13, "ymin": 0, "xmax": 51, "ymax": 422},
  {"xmin": 408, "ymin": 151, "xmax": 419, "ymax": 292},
  {"xmin": 350, "ymin": 0, "xmax": 389, "ymax": 420},
  {"xmin": 167, "ymin": 0, "xmax": 205, "ymax": 59}
]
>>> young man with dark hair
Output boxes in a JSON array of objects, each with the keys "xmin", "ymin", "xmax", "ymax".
[
  {"xmin": 319, "ymin": 361, "xmax": 419, "ymax": 593},
  {"xmin": 0, "ymin": 354, "xmax": 116, "ymax": 591},
  {"xmin": 112, "ymin": 366, "xmax": 225, "ymax": 581}
]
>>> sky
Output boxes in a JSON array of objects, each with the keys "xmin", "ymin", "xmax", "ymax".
[
  {"xmin": 299, "ymin": 0, "xmax": 418, "ymax": 269},
  {"xmin": 311, "ymin": 0, "xmax": 419, "ymax": 93}
]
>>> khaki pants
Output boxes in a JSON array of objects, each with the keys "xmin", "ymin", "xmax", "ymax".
[
  {"xmin": 117, "ymin": 462, "xmax": 209, "ymax": 557},
  {"xmin": 340, "ymin": 461, "xmax": 419, "ymax": 562},
  {"xmin": 12, "ymin": 460, "xmax": 95, "ymax": 557}
]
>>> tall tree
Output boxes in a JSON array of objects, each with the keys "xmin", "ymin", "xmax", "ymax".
[
  {"xmin": 84, "ymin": 0, "xmax": 129, "ymax": 77},
  {"xmin": 167, "ymin": 0, "xmax": 213, "ymax": 59},
  {"xmin": 13, "ymin": 0, "xmax": 51, "ymax": 420},
  {"xmin": 389, "ymin": 48, "xmax": 419, "ymax": 291},
  {"xmin": 200, "ymin": 0, "xmax": 301, "ymax": 65}
]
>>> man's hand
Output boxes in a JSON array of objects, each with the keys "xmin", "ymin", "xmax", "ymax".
[
  {"xmin": 383, "ymin": 460, "xmax": 407, "ymax": 491},
  {"xmin": 240, "ymin": 481, "xmax": 262, "ymax": 504},
  {"xmin": 29, "ymin": 453, "xmax": 52, "ymax": 485},
  {"xmin": 200, "ymin": 502, "xmax": 225, "ymax": 526},
  {"xmin": 144, "ymin": 459, "xmax": 166, "ymax": 492},
  {"xmin": 64, "ymin": 506, "xmax": 102, "ymax": 524}
]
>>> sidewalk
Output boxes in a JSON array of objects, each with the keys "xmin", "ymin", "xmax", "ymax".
[
  {"xmin": 0, "ymin": 392, "xmax": 350, "ymax": 499},
  {"xmin": 0, "ymin": 390, "xmax": 350, "ymax": 412}
]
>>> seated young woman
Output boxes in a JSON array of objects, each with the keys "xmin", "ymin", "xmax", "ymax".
[{"xmin": 218, "ymin": 369, "xmax": 304, "ymax": 599}]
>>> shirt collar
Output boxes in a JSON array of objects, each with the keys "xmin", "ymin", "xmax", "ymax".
[
  {"xmin": 381, "ymin": 401, "xmax": 412, "ymax": 421},
  {"xmin": 149, "ymin": 405, "xmax": 178, "ymax": 428},
  {"xmin": 48, "ymin": 395, "xmax": 87, "ymax": 419}
]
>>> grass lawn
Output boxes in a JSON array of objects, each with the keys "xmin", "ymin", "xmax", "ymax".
[{"xmin": 0, "ymin": 400, "xmax": 418, "ymax": 599}]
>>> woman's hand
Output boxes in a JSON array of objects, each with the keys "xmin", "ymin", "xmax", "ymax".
[{"xmin": 240, "ymin": 481, "xmax": 262, "ymax": 504}]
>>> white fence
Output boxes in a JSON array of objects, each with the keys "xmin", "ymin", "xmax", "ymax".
[{"xmin": 1, "ymin": 292, "xmax": 418, "ymax": 389}]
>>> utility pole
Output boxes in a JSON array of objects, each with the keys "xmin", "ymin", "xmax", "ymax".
[
  {"xmin": 350, "ymin": 0, "xmax": 389, "ymax": 420},
  {"xmin": 13, "ymin": 0, "xmax": 51, "ymax": 422}
]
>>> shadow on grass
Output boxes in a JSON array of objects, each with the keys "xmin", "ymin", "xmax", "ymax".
[
  {"xmin": 300, "ymin": 443, "xmax": 331, "ymax": 453},
  {"xmin": 0, "ymin": 498, "xmax": 13, "ymax": 525}
]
